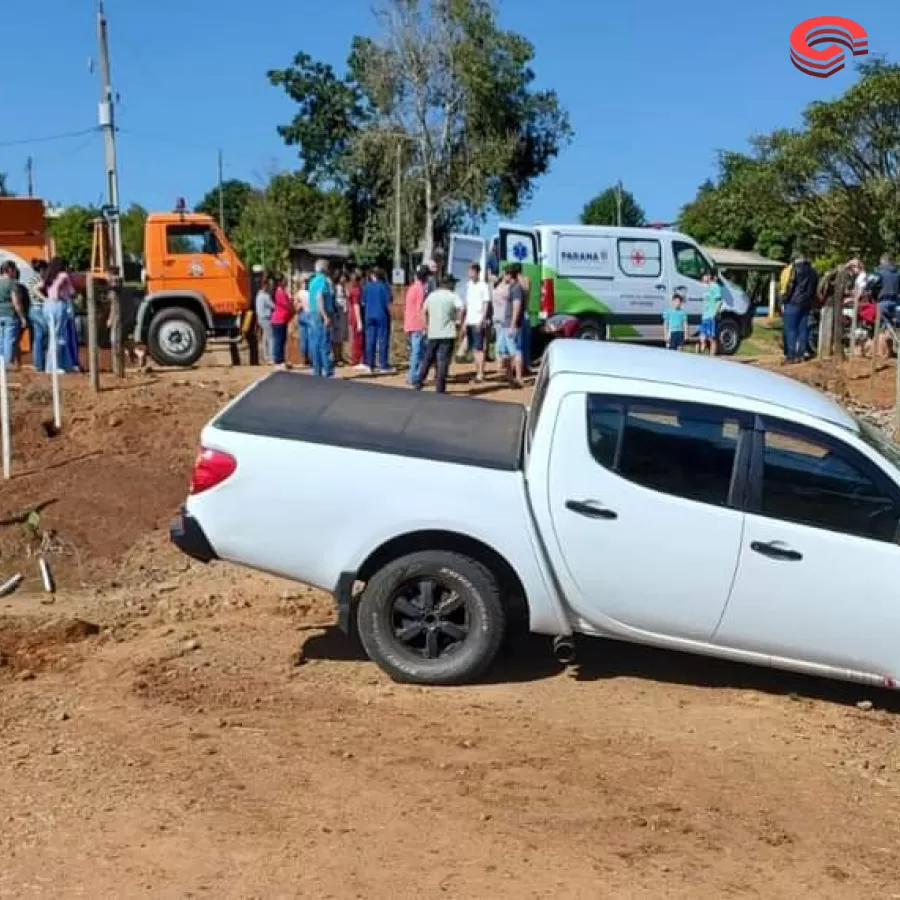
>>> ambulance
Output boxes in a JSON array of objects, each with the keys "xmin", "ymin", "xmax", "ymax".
[{"xmin": 448, "ymin": 223, "xmax": 754, "ymax": 355}]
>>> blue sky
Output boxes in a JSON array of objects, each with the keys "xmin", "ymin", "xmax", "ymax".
[{"xmin": 1, "ymin": 0, "xmax": 896, "ymax": 235}]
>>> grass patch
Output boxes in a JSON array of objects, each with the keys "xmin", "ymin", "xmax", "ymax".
[{"xmin": 737, "ymin": 319, "xmax": 782, "ymax": 358}]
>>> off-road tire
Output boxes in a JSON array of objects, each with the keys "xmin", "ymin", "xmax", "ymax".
[
  {"xmin": 147, "ymin": 307, "xmax": 207, "ymax": 367},
  {"xmin": 357, "ymin": 550, "xmax": 506, "ymax": 685}
]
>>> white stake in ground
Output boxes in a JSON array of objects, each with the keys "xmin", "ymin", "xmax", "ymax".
[
  {"xmin": 49, "ymin": 316, "xmax": 61, "ymax": 429},
  {"xmin": 0, "ymin": 353, "xmax": 10, "ymax": 480}
]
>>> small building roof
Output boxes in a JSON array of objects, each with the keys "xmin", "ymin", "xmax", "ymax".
[
  {"xmin": 290, "ymin": 239, "xmax": 352, "ymax": 258},
  {"xmin": 704, "ymin": 246, "xmax": 784, "ymax": 272}
]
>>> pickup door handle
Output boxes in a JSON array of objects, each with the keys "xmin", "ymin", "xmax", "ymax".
[
  {"xmin": 750, "ymin": 540, "xmax": 802, "ymax": 562},
  {"xmin": 565, "ymin": 499, "xmax": 618, "ymax": 520}
]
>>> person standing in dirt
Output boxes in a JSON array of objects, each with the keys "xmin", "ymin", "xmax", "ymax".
[
  {"xmin": 26, "ymin": 259, "xmax": 49, "ymax": 371},
  {"xmin": 0, "ymin": 261, "xmax": 26, "ymax": 366},
  {"xmin": 780, "ymin": 251, "xmax": 818, "ymax": 364},
  {"xmin": 332, "ymin": 272, "xmax": 349, "ymax": 367},
  {"xmin": 403, "ymin": 266, "xmax": 429, "ymax": 385},
  {"xmin": 875, "ymin": 253, "xmax": 900, "ymax": 325},
  {"xmin": 255, "ymin": 273, "xmax": 275, "ymax": 364},
  {"xmin": 362, "ymin": 268, "xmax": 393, "ymax": 375},
  {"xmin": 270, "ymin": 275, "xmax": 293, "ymax": 369},
  {"xmin": 308, "ymin": 259, "xmax": 335, "ymax": 378},
  {"xmin": 413, "ymin": 276, "xmax": 464, "ymax": 393},
  {"xmin": 697, "ymin": 271, "xmax": 723, "ymax": 356},
  {"xmin": 348, "ymin": 271, "xmax": 365, "ymax": 368},
  {"xmin": 41, "ymin": 258, "xmax": 78, "ymax": 373},
  {"xmin": 462, "ymin": 263, "xmax": 490, "ymax": 383}
]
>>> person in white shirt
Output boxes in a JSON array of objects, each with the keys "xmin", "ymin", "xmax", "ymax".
[{"xmin": 463, "ymin": 263, "xmax": 491, "ymax": 382}]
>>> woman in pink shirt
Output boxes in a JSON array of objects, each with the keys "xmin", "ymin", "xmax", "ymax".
[
  {"xmin": 270, "ymin": 275, "xmax": 293, "ymax": 368},
  {"xmin": 403, "ymin": 266, "xmax": 428, "ymax": 384}
]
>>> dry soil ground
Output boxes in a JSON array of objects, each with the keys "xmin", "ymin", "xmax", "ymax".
[{"xmin": 1, "ymin": 348, "xmax": 900, "ymax": 899}]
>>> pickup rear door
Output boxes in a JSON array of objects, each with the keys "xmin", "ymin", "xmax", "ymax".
[{"xmin": 542, "ymin": 388, "xmax": 750, "ymax": 642}]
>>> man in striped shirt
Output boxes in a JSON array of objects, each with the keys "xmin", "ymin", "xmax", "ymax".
[{"xmin": 25, "ymin": 259, "xmax": 48, "ymax": 371}]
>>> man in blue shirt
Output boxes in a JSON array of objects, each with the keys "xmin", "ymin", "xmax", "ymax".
[
  {"xmin": 308, "ymin": 259, "xmax": 335, "ymax": 377},
  {"xmin": 362, "ymin": 268, "xmax": 393, "ymax": 374}
]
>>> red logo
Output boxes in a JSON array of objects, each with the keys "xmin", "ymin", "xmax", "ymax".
[
  {"xmin": 790, "ymin": 17, "xmax": 868, "ymax": 78},
  {"xmin": 631, "ymin": 250, "xmax": 645, "ymax": 267}
]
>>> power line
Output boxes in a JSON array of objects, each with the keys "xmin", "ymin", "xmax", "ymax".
[{"xmin": 0, "ymin": 127, "xmax": 99, "ymax": 149}]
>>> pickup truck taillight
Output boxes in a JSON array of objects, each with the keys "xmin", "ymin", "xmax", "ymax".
[
  {"xmin": 189, "ymin": 448, "xmax": 237, "ymax": 495},
  {"xmin": 540, "ymin": 278, "xmax": 555, "ymax": 319}
]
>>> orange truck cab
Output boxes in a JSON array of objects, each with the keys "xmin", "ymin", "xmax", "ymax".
[{"xmin": 137, "ymin": 207, "xmax": 251, "ymax": 366}]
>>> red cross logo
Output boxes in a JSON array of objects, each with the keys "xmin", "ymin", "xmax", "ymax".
[{"xmin": 631, "ymin": 250, "xmax": 646, "ymax": 267}]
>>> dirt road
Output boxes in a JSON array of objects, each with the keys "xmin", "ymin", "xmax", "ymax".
[{"xmin": 1, "ymin": 357, "xmax": 899, "ymax": 898}]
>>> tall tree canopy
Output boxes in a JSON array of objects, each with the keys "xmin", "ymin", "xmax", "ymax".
[
  {"xmin": 234, "ymin": 173, "xmax": 350, "ymax": 269},
  {"xmin": 269, "ymin": 0, "xmax": 571, "ymax": 258},
  {"xmin": 678, "ymin": 61, "xmax": 900, "ymax": 265},
  {"xmin": 49, "ymin": 206, "xmax": 98, "ymax": 270},
  {"xmin": 120, "ymin": 203, "xmax": 148, "ymax": 260},
  {"xmin": 580, "ymin": 185, "xmax": 646, "ymax": 227},
  {"xmin": 196, "ymin": 179, "xmax": 255, "ymax": 239}
]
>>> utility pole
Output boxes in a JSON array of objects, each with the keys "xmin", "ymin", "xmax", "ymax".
[
  {"xmin": 96, "ymin": 0, "xmax": 125, "ymax": 378},
  {"xmin": 26, "ymin": 157, "xmax": 33, "ymax": 197},
  {"xmin": 615, "ymin": 180, "xmax": 623, "ymax": 227},
  {"xmin": 218, "ymin": 149, "xmax": 225, "ymax": 231},
  {"xmin": 393, "ymin": 141, "xmax": 402, "ymax": 277}
]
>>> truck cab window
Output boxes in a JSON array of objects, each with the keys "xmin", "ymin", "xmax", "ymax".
[
  {"xmin": 759, "ymin": 424, "xmax": 899, "ymax": 542},
  {"xmin": 673, "ymin": 242, "xmax": 712, "ymax": 281},
  {"xmin": 167, "ymin": 224, "xmax": 220, "ymax": 255},
  {"xmin": 587, "ymin": 396, "xmax": 742, "ymax": 508}
]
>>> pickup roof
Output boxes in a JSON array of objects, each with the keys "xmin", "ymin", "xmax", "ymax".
[{"xmin": 172, "ymin": 341, "xmax": 900, "ymax": 688}]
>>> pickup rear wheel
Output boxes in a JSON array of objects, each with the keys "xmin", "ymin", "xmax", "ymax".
[{"xmin": 357, "ymin": 551, "xmax": 506, "ymax": 685}]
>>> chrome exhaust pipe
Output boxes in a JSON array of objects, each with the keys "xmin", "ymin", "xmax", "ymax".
[{"xmin": 552, "ymin": 635, "xmax": 576, "ymax": 665}]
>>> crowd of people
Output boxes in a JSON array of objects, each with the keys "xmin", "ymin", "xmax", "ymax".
[
  {"xmin": 0, "ymin": 256, "xmax": 81, "ymax": 372},
  {"xmin": 253, "ymin": 256, "xmax": 535, "ymax": 392},
  {"xmin": 778, "ymin": 251, "xmax": 900, "ymax": 363}
]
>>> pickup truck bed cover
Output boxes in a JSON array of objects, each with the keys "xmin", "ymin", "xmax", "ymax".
[{"xmin": 213, "ymin": 372, "xmax": 526, "ymax": 472}]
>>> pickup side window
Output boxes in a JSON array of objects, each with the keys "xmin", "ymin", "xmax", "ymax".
[
  {"xmin": 617, "ymin": 239, "xmax": 661, "ymax": 278},
  {"xmin": 587, "ymin": 396, "xmax": 744, "ymax": 508},
  {"xmin": 673, "ymin": 241, "xmax": 713, "ymax": 281},
  {"xmin": 167, "ymin": 224, "xmax": 221, "ymax": 256},
  {"xmin": 755, "ymin": 419, "xmax": 900, "ymax": 542}
]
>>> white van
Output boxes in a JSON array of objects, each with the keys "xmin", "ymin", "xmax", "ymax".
[{"xmin": 449, "ymin": 223, "xmax": 754, "ymax": 355}]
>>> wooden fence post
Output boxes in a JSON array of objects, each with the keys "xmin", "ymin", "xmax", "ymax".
[{"xmin": 86, "ymin": 275, "xmax": 100, "ymax": 392}]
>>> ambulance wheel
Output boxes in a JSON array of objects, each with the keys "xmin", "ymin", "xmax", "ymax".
[
  {"xmin": 575, "ymin": 317, "xmax": 607, "ymax": 341},
  {"xmin": 716, "ymin": 316, "xmax": 742, "ymax": 356}
]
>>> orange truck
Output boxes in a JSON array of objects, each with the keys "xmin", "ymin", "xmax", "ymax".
[{"xmin": 137, "ymin": 203, "xmax": 252, "ymax": 366}]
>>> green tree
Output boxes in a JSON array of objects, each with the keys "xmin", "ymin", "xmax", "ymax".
[
  {"xmin": 0, "ymin": 173, "xmax": 12, "ymax": 197},
  {"xmin": 580, "ymin": 185, "xmax": 646, "ymax": 227},
  {"xmin": 120, "ymin": 203, "xmax": 148, "ymax": 259},
  {"xmin": 49, "ymin": 205, "xmax": 98, "ymax": 270},
  {"xmin": 234, "ymin": 172, "xmax": 350, "ymax": 269},
  {"xmin": 196, "ymin": 179, "xmax": 255, "ymax": 238},
  {"xmin": 678, "ymin": 61, "xmax": 900, "ymax": 264},
  {"xmin": 269, "ymin": 0, "xmax": 572, "ymax": 259}
]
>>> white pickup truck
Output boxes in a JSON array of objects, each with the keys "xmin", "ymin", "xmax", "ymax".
[{"xmin": 171, "ymin": 341, "xmax": 900, "ymax": 688}]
